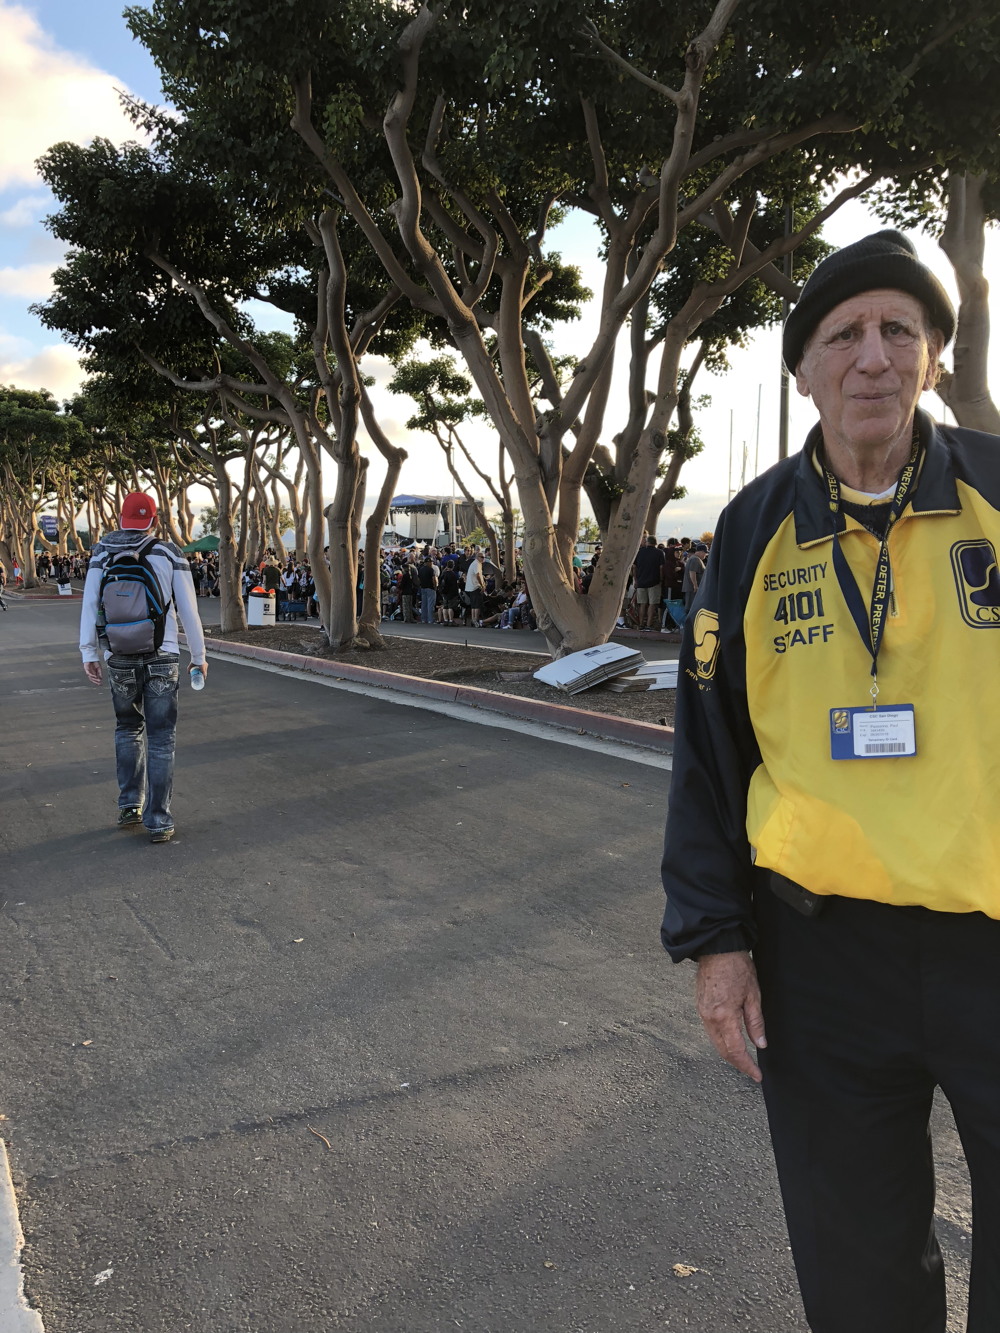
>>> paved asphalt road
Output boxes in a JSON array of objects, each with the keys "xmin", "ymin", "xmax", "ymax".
[{"xmin": 2, "ymin": 598, "xmax": 972, "ymax": 1331}]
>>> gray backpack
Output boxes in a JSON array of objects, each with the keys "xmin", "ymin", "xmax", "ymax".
[{"xmin": 96, "ymin": 538, "xmax": 170, "ymax": 655}]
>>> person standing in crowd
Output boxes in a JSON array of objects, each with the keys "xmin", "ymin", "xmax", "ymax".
[
  {"xmin": 261, "ymin": 558, "xmax": 281, "ymax": 595},
  {"xmin": 80, "ymin": 492, "xmax": 207, "ymax": 844},
  {"xmin": 398, "ymin": 556, "xmax": 419, "ymax": 623},
  {"xmin": 681, "ymin": 540, "xmax": 707, "ymax": 613},
  {"xmin": 463, "ymin": 549, "xmax": 486, "ymax": 626},
  {"xmin": 417, "ymin": 556, "xmax": 438, "ymax": 624},
  {"xmin": 303, "ymin": 565, "xmax": 317, "ymax": 618},
  {"xmin": 661, "ymin": 230, "xmax": 1000, "ymax": 1333},
  {"xmin": 438, "ymin": 559, "xmax": 461, "ymax": 624},
  {"xmin": 632, "ymin": 535, "xmax": 665, "ymax": 629},
  {"xmin": 664, "ymin": 538, "xmax": 685, "ymax": 602}
]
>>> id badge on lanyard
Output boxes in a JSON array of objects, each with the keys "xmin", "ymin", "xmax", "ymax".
[{"xmin": 823, "ymin": 435, "xmax": 919, "ymax": 760}]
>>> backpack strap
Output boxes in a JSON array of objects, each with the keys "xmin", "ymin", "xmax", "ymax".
[{"xmin": 133, "ymin": 535, "xmax": 174, "ymax": 616}]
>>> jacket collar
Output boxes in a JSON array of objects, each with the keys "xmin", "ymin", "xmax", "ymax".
[{"xmin": 794, "ymin": 408, "xmax": 960, "ymax": 547}]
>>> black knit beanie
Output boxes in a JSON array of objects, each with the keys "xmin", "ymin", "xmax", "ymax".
[{"xmin": 782, "ymin": 229, "xmax": 955, "ymax": 373}]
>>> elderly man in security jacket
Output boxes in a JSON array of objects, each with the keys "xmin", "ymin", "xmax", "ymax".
[{"xmin": 661, "ymin": 230, "xmax": 1000, "ymax": 1333}]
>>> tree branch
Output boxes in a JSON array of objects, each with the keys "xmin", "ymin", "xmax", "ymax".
[
  {"xmin": 290, "ymin": 69, "xmax": 436, "ymax": 313},
  {"xmin": 580, "ymin": 18, "xmax": 684, "ymax": 104}
]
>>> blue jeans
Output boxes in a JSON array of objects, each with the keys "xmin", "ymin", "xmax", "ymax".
[
  {"xmin": 107, "ymin": 653, "xmax": 179, "ymax": 831},
  {"xmin": 420, "ymin": 587, "xmax": 437, "ymax": 623}
]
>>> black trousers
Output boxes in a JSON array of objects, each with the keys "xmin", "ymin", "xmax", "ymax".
[{"xmin": 753, "ymin": 889, "xmax": 1000, "ymax": 1333}]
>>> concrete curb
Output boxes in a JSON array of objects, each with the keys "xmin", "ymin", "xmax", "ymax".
[
  {"xmin": 202, "ymin": 636, "xmax": 675, "ymax": 753},
  {"xmin": 5, "ymin": 591, "xmax": 83, "ymax": 602},
  {"xmin": 0, "ymin": 1142, "xmax": 44, "ymax": 1331}
]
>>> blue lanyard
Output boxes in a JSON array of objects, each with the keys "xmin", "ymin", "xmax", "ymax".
[{"xmin": 821, "ymin": 433, "xmax": 919, "ymax": 689}]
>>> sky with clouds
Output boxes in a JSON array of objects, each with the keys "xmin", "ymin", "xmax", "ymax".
[{"xmin": 2, "ymin": 2, "xmax": 998, "ymax": 536}]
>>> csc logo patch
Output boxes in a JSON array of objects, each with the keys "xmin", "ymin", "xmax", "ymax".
[
  {"xmin": 692, "ymin": 609, "xmax": 721, "ymax": 680},
  {"xmin": 951, "ymin": 540, "xmax": 1000, "ymax": 627}
]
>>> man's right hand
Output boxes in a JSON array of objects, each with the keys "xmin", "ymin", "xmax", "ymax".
[
  {"xmin": 83, "ymin": 661, "xmax": 103, "ymax": 686},
  {"xmin": 695, "ymin": 950, "xmax": 767, "ymax": 1083}
]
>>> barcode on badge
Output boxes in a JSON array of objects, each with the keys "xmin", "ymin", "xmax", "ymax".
[{"xmin": 863, "ymin": 742, "xmax": 907, "ymax": 754}]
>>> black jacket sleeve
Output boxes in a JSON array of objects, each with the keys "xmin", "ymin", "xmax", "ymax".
[{"xmin": 660, "ymin": 504, "xmax": 767, "ymax": 962}]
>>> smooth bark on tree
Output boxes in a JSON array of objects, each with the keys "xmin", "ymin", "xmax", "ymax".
[
  {"xmin": 175, "ymin": 411, "xmax": 251, "ymax": 632},
  {"xmin": 357, "ymin": 385, "xmax": 407, "ymax": 648},
  {"xmin": 644, "ymin": 340, "xmax": 708, "ymax": 534},
  {"xmin": 0, "ymin": 484, "xmax": 40, "ymax": 589},
  {"xmin": 146, "ymin": 449, "xmax": 188, "ymax": 546},
  {"xmin": 213, "ymin": 465, "xmax": 247, "ymax": 632},
  {"xmin": 324, "ymin": 450, "xmax": 366, "ymax": 647},
  {"xmin": 937, "ymin": 173, "xmax": 1000, "ymax": 434}
]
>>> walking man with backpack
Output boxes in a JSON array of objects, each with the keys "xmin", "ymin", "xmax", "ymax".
[{"xmin": 80, "ymin": 492, "xmax": 207, "ymax": 843}]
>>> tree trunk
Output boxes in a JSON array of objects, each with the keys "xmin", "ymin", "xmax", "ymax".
[
  {"xmin": 644, "ymin": 450, "xmax": 686, "ymax": 535},
  {"xmin": 358, "ymin": 447, "xmax": 406, "ymax": 649},
  {"xmin": 215, "ymin": 466, "xmax": 247, "ymax": 633},
  {"xmin": 295, "ymin": 484, "xmax": 308, "ymax": 561},
  {"xmin": 324, "ymin": 451, "xmax": 366, "ymax": 649},
  {"xmin": 644, "ymin": 341, "xmax": 707, "ymax": 533},
  {"xmin": 149, "ymin": 461, "xmax": 186, "ymax": 546},
  {"xmin": 484, "ymin": 521, "xmax": 501, "ymax": 576},
  {"xmin": 937, "ymin": 172, "xmax": 1000, "ymax": 434},
  {"xmin": 13, "ymin": 529, "xmax": 38, "ymax": 590},
  {"xmin": 503, "ymin": 517, "xmax": 516, "ymax": 583},
  {"xmin": 178, "ymin": 481, "xmax": 196, "ymax": 544},
  {"xmin": 56, "ymin": 489, "xmax": 71, "ymax": 555},
  {"xmin": 247, "ymin": 494, "xmax": 267, "ymax": 567},
  {"xmin": 269, "ymin": 480, "xmax": 284, "ymax": 556}
]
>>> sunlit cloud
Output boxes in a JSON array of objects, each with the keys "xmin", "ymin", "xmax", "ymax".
[
  {"xmin": 0, "ymin": 260, "xmax": 59, "ymax": 298},
  {"xmin": 0, "ymin": 191, "xmax": 50, "ymax": 226},
  {"xmin": 0, "ymin": 2, "xmax": 141, "ymax": 190},
  {"xmin": 0, "ymin": 342, "xmax": 84, "ymax": 398}
]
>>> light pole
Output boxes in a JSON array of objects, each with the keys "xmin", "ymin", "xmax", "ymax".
[{"xmin": 778, "ymin": 202, "xmax": 794, "ymax": 461}]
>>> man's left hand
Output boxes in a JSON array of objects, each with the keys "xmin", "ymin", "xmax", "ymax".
[{"xmin": 695, "ymin": 950, "xmax": 767, "ymax": 1083}]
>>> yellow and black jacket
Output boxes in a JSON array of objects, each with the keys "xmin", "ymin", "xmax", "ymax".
[{"xmin": 661, "ymin": 409, "xmax": 1000, "ymax": 961}]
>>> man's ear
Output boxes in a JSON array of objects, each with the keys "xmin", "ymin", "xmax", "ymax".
[{"xmin": 923, "ymin": 331, "xmax": 945, "ymax": 393}]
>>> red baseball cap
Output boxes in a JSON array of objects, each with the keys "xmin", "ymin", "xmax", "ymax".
[{"xmin": 120, "ymin": 492, "xmax": 157, "ymax": 530}]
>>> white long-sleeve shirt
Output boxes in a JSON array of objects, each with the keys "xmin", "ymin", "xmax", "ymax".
[{"xmin": 79, "ymin": 530, "xmax": 207, "ymax": 664}]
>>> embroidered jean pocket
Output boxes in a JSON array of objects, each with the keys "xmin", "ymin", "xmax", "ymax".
[
  {"xmin": 147, "ymin": 664, "xmax": 178, "ymax": 696},
  {"xmin": 109, "ymin": 669, "xmax": 137, "ymax": 698}
]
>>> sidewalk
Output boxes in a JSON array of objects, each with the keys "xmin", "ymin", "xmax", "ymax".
[{"xmin": 376, "ymin": 617, "xmax": 684, "ymax": 661}]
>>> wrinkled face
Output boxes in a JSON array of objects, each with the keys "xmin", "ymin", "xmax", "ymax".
[{"xmin": 795, "ymin": 290, "xmax": 941, "ymax": 454}]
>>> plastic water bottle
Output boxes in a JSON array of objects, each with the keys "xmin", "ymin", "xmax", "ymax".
[{"xmin": 190, "ymin": 666, "xmax": 205, "ymax": 691}]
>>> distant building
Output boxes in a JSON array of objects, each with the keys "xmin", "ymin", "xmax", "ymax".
[{"xmin": 388, "ymin": 494, "xmax": 483, "ymax": 543}]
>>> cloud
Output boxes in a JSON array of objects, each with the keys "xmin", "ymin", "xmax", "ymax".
[
  {"xmin": 0, "ymin": 342, "xmax": 85, "ymax": 398},
  {"xmin": 366, "ymin": 355, "xmax": 398, "ymax": 388},
  {"xmin": 0, "ymin": 3, "xmax": 141, "ymax": 190},
  {"xmin": 0, "ymin": 192, "xmax": 50, "ymax": 226},
  {"xmin": 0, "ymin": 327, "xmax": 32, "ymax": 357},
  {"xmin": 0, "ymin": 261, "xmax": 59, "ymax": 298}
]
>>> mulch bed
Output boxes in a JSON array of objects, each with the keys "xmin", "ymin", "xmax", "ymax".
[{"xmin": 206, "ymin": 624, "xmax": 678, "ymax": 728}]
